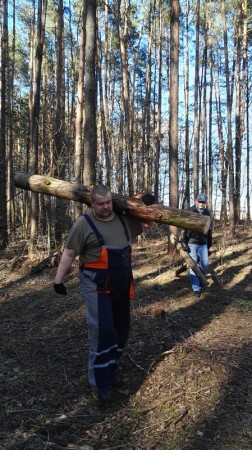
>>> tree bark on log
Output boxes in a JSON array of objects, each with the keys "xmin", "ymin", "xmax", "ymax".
[
  {"xmin": 170, "ymin": 233, "xmax": 209, "ymax": 287},
  {"xmin": 14, "ymin": 172, "xmax": 211, "ymax": 233}
]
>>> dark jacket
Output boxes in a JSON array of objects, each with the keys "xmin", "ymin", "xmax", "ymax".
[{"xmin": 180, "ymin": 204, "xmax": 212, "ymax": 248}]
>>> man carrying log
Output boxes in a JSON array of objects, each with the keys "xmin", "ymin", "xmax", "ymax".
[
  {"xmin": 53, "ymin": 184, "xmax": 154, "ymax": 406},
  {"xmin": 179, "ymin": 193, "xmax": 212, "ymax": 297}
]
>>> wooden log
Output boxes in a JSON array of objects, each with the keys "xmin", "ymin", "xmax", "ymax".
[
  {"xmin": 170, "ymin": 233, "xmax": 209, "ymax": 287},
  {"xmin": 175, "ymin": 263, "xmax": 188, "ymax": 277},
  {"xmin": 14, "ymin": 172, "xmax": 211, "ymax": 233}
]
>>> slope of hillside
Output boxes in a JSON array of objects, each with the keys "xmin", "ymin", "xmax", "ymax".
[{"xmin": 0, "ymin": 224, "xmax": 251, "ymax": 450}]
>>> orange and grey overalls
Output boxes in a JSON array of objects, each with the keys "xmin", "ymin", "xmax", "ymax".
[{"xmin": 79, "ymin": 214, "xmax": 135, "ymax": 391}]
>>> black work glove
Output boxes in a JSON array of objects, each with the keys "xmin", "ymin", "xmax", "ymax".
[
  {"xmin": 181, "ymin": 242, "xmax": 191, "ymax": 253},
  {"xmin": 54, "ymin": 283, "xmax": 67, "ymax": 295},
  {"xmin": 141, "ymin": 193, "xmax": 156, "ymax": 206}
]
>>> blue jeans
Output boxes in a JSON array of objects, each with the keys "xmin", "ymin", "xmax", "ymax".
[{"xmin": 188, "ymin": 243, "xmax": 208, "ymax": 292}]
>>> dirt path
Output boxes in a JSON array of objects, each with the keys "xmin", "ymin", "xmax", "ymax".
[{"xmin": 0, "ymin": 225, "xmax": 252, "ymax": 450}]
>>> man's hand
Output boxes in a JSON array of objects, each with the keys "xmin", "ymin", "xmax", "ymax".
[
  {"xmin": 54, "ymin": 283, "xmax": 67, "ymax": 295},
  {"xmin": 181, "ymin": 242, "xmax": 191, "ymax": 253},
  {"xmin": 141, "ymin": 193, "xmax": 156, "ymax": 206}
]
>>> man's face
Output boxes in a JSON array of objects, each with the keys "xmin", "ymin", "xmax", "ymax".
[
  {"xmin": 91, "ymin": 193, "xmax": 113, "ymax": 220},
  {"xmin": 196, "ymin": 199, "xmax": 206, "ymax": 211}
]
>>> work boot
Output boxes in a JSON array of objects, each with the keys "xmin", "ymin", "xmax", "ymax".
[{"xmin": 194, "ymin": 291, "xmax": 201, "ymax": 298}]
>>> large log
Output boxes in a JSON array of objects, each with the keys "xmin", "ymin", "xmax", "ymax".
[{"xmin": 14, "ymin": 172, "xmax": 210, "ymax": 233}]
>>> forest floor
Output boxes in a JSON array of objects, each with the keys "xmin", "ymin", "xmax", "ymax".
[{"xmin": 0, "ymin": 222, "xmax": 252, "ymax": 450}]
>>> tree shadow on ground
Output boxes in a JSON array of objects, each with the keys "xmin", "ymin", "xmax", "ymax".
[
  {"xmin": 133, "ymin": 243, "xmax": 251, "ymax": 287},
  {"xmin": 152, "ymin": 269, "xmax": 252, "ymax": 450}
]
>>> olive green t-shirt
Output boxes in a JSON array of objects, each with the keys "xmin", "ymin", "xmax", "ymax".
[{"xmin": 66, "ymin": 210, "xmax": 143, "ymax": 263}]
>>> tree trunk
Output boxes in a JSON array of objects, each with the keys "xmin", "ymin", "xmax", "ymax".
[
  {"xmin": 103, "ymin": 0, "xmax": 112, "ymax": 187},
  {"xmin": 0, "ymin": 0, "xmax": 8, "ymax": 249},
  {"xmin": 74, "ymin": 1, "xmax": 86, "ymax": 219},
  {"xmin": 29, "ymin": 0, "xmax": 47, "ymax": 252},
  {"xmin": 116, "ymin": 0, "xmax": 133, "ymax": 195},
  {"xmin": 97, "ymin": 21, "xmax": 110, "ymax": 187},
  {"xmin": 154, "ymin": 0, "xmax": 162, "ymax": 202},
  {"xmin": 193, "ymin": 0, "xmax": 200, "ymax": 196},
  {"xmin": 215, "ymin": 65, "xmax": 228, "ymax": 224},
  {"xmin": 234, "ymin": 7, "xmax": 242, "ymax": 224},
  {"xmin": 183, "ymin": 0, "xmax": 190, "ymax": 209},
  {"xmin": 168, "ymin": 0, "xmax": 179, "ymax": 247},
  {"xmin": 208, "ymin": 2, "xmax": 213, "ymax": 210},
  {"xmin": 144, "ymin": 0, "xmax": 153, "ymax": 192},
  {"xmin": 241, "ymin": 0, "xmax": 247, "ymax": 219},
  {"xmin": 200, "ymin": 21, "xmax": 207, "ymax": 195},
  {"xmin": 234, "ymin": 0, "xmax": 247, "ymax": 223},
  {"xmin": 7, "ymin": 0, "xmax": 15, "ymax": 238},
  {"xmin": 54, "ymin": 0, "xmax": 67, "ymax": 246},
  {"xmin": 14, "ymin": 173, "xmax": 211, "ymax": 234},
  {"xmin": 222, "ymin": 0, "xmax": 235, "ymax": 235},
  {"xmin": 246, "ymin": 54, "xmax": 250, "ymax": 221},
  {"xmin": 83, "ymin": 0, "xmax": 97, "ymax": 186}
]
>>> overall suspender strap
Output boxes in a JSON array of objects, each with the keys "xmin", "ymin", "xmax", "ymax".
[
  {"xmin": 84, "ymin": 213, "xmax": 130, "ymax": 244},
  {"xmin": 83, "ymin": 213, "xmax": 105, "ymax": 246},
  {"xmin": 117, "ymin": 215, "xmax": 130, "ymax": 241}
]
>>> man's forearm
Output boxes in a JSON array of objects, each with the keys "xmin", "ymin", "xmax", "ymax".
[{"xmin": 55, "ymin": 249, "xmax": 76, "ymax": 283}]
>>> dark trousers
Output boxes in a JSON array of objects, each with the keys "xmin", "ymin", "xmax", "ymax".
[{"xmin": 79, "ymin": 247, "xmax": 132, "ymax": 390}]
